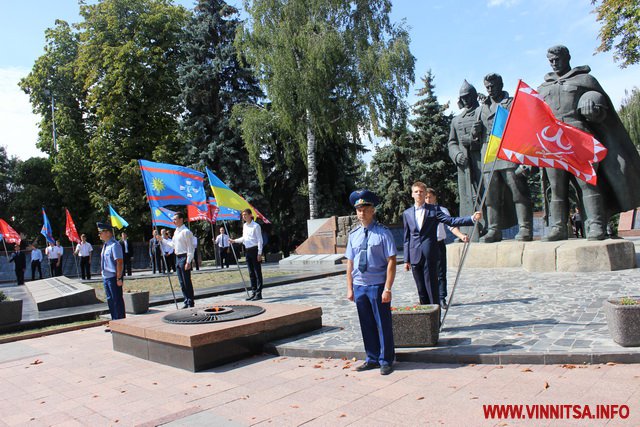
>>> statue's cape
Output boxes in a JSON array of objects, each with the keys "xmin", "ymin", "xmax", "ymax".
[{"xmin": 540, "ymin": 66, "xmax": 640, "ymax": 217}]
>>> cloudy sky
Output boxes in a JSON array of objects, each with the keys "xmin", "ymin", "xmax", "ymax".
[{"xmin": 1, "ymin": 0, "xmax": 639, "ymax": 160}]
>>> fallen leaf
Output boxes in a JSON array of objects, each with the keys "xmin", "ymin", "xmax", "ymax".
[
  {"xmin": 562, "ymin": 364, "xmax": 576, "ymax": 369},
  {"xmin": 313, "ymin": 365, "xmax": 322, "ymax": 369},
  {"xmin": 606, "ymin": 362, "xmax": 617, "ymax": 366},
  {"xmin": 339, "ymin": 414, "xmax": 347, "ymax": 418},
  {"xmin": 521, "ymin": 368, "xmax": 533, "ymax": 373},
  {"xmin": 417, "ymin": 396, "xmax": 424, "ymax": 400},
  {"xmin": 544, "ymin": 381, "xmax": 550, "ymax": 389},
  {"xmin": 290, "ymin": 405, "xmax": 299, "ymax": 409},
  {"xmin": 351, "ymin": 357, "xmax": 357, "ymax": 362},
  {"xmin": 341, "ymin": 357, "xmax": 347, "ymax": 361},
  {"xmin": 120, "ymin": 390, "xmax": 126, "ymax": 394},
  {"xmin": 470, "ymin": 397, "xmax": 478, "ymax": 400},
  {"xmin": 30, "ymin": 359, "xmax": 43, "ymax": 365}
]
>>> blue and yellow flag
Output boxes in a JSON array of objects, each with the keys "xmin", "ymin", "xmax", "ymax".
[
  {"xmin": 139, "ymin": 159, "xmax": 207, "ymax": 209},
  {"xmin": 152, "ymin": 207, "xmax": 177, "ymax": 229},
  {"xmin": 483, "ymin": 105, "xmax": 509, "ymax": 164},
  {"xmin": 41, "ymin": 208, "xmax": 55, "ymax": 244},
  {"xmin": 108, "ymin": 204, "xmax": 129, "ymax": 230},
  {"xmin": 205, "ymin": 168, "xmax": 255, "ymax": 218}
]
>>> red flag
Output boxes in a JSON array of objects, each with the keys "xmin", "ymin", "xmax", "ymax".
[
  {"xmin": 497, "ymin": 80, "xmax": 608, "ymax": 185},
  {"xmin": 0, "ymin": 218, "xmax": 21, "ymax": 245},
  {"xmin": 65, "ymin": 209, "xmax": 81, "ymax": 243},
  {"xmin": 250, "ymin": 204, "xmax": 271, "ymax": 224},
  {"xmin": 187, "ymin": 204, "xmax": 218, "ymax": 223}
]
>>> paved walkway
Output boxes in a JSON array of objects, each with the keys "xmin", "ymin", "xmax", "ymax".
[
  {"xmin": 0, "ymin": 330, "xmax": 639, "ymax": 426},
  {"xmin": 149, "ymin": 264, "xmax": 640, "ymax": 364}
]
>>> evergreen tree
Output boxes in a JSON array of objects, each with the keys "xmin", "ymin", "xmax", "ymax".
[
  {"xmin": 407, "ymin": 71, "xmax": 457, "ymax": 212},
  {"xmin": 370, "ymin": 72, "xmax": 455, "ymax": 224},
  {"xmin": 177, "ymin": 0, "xmax": 263, "ymax": 200},
  {"xmin": 619, "ymin": 87, "xmax": 640, "ymax": 150}
]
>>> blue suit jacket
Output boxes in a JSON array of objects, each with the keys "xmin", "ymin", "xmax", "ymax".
[{"xmin": 403, "ymin": 204, "xmax": 474, "ymax": 265}]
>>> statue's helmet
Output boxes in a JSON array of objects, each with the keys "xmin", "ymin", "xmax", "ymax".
[{"xmin": 459, "ymin": 80, "xmax": 477, "ymax": 98}]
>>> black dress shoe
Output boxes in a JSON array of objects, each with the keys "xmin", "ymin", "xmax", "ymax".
[
  {"xmin": 252, "ymin": 294, "xmax": 262, "ymax": 301},
  {"xmin": 380, "ymin": 365, "xmax": 393, "ymax": 375},
  {"xmin": 440, "ymin": 300, "xmax": 448, "ymax": 310},
  {"xmin": 182, "ymin": 303, "xmax": 190, "ymax": 309},
  {"xmin": 355, "ymin": 361, "xmax": 380, "ymax": 372},
  {"xmin": 245, "ymin": 294, "xmax": 256, "ymax": 301}
]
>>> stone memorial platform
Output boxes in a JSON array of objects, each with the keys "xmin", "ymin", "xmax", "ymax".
[
  {"xmin": 25, "ymin": 276, "xmax": 100, "ymax": 311},
  {"xmin": 279, "ymin": 254, "xmax": 345, "ymax": 265},
  {"xmin": 447, "ymin": 239, "xmax": 636, "ymax": 272},
  {"xmin": 110, "ymin": 301, "xmax": 322, "ymax": 372}
]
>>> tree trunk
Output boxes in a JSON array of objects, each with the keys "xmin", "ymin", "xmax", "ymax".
[{"xmin": 306, "ymin": 109, "xmax": 318, "ymax": 219}]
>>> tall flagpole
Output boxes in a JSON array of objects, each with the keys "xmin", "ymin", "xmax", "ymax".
[
  {"xmin": 1, "ymin": 239, "xmax": 9, "ymax": 261},
  {"xmin": 222, "ymin": 221, "xmax": 250, "ymax": 298},
  {"xmin": 150, "ymin": 209, "xmax": 179, "ymax": 310},
  {"xmin": 440, "ymin": 118, "xmax": 503, "ymax": 331}
]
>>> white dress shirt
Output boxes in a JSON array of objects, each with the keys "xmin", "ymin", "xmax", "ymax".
[
  {"xmin": 75, "ymin": 242, "xmax": 93, "ymax": 257},
  {"xmin": 165, "ymin": 225, "xmax": 194, "ymax": 263},
  {"xmin": 31, "ymin": 249, "xmax": 43, "ymax": 262},
  {"xmin": 414, "ymin": 204, "xmax": 426, "ymax": 231},
  {"xmin": 215, "ymin": 233, "xmax": 230, "ymax": 248},
  {"xmin": 235, "ymin": 220, "xmax": 263, "ymax": 255}
]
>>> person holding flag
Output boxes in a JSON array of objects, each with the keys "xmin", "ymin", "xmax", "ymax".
[
  {"xmin": 476, "ymin": 73, "xmax": 533, "ymax": 243},
  {"xmin": 30, "ymin": 243, "xmax": 43, "ymax": 280},
  {"xmin": 230, "ymin": 209, "xmax": 264, "ymax": 301},
  {"xmin": 536, "ymin": 45, "xmax": 640, "ymax": 240},
  {"xmin": 160, "ymin": 212, "xmax": 196, "ymax": 308},
  {"xmin": 9, "ymin": 244, "xmax": 26, "ymax": 285}
]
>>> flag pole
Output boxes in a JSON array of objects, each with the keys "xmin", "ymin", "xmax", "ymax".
[
  {"xmin": 210, "ymin": 220, "xmax": 218, "ymax": 268},
  {"xmin": 222, "ymin": 221, "xmax": 250, "ymax": 298},
  {"xmin": 1, "ymin": 239, "xmax": 9, "ymax": 261},
  {"xmin": 440, "ymin": 115, "xmax": 505, "ymax": 332}
]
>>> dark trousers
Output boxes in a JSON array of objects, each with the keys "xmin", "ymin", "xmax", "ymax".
[
  {"xmin": 103, "ymin": 276, "xmax": 125, "ymax": 320},
  {"xmin": 175, "ymin": 254, "xmax": 195, "ymax": 307},
  {"xmin": 31, "ymin": 261, "xmax": 42, "ymax": 280},
  {"xmin": 15, "ymin": 268, "xmax": 25, "ymax": 285},
  {"xmin": 123, "ymin": 255, "xmax": 132, "ymax": 276},
  {"xmin": 49, "ymin": 259, "xmax": 61, "ymax": 277},
  {"xmin": 245, "ymin": 246, "xmax": 263, "ymax": 295},
  {"xmin": 154, "ymin": 250, "xmax": 164, "ymax": 273},
  {"xmin": 165, "ymin": 253, "xmax": 176, "ymax": 272},
  {"xmin": 574, "ymin": 221, "xmax": 585, "ymax": 238},
  {"xmin": 80, "ymin": 256, "xmax": 91, "ymax": 280},
  {"xmin": 354, "ymin": 284, "xmax": 394, "ymax": 366},
  {"xmin": 192, "ymin": 248, "xmax": 199, "ymax": 270},
  {"xmin": 436, "ymin": 240, "xmax": 447, "ymax": 301},
  {"xmin": 411, "ymin": 255, "xmax": 438, "ymax": 305},
  {"xmin": 218, "ymin": 246, "xmax": 229, "ymax": 268}
]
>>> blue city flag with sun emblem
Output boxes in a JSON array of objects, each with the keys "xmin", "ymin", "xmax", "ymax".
[
  {"xmin": 41, "ymin": 208, "xmax": 56, "ymax": 244},
  {"xmin": 151, "ymin": 207, "xmax": 177, "ymax": 229},
  {"xmin": 139, "ymin": 160, "xmax": 207, "ymax": 209}
]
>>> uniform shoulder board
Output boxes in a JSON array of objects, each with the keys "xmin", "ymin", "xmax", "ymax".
[{"xmin": 349, "ymin": 226, "xmax": 361, "ymax": 234}]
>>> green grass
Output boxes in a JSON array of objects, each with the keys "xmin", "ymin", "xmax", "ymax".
[{"xmin": 88, "ymin": 270, "xmax": 294, "ymax": 301}]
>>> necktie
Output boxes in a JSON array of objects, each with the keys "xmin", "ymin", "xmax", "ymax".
[{"xmin": 358, "ymin": 228, "xmax": 369, "ymax": 273}]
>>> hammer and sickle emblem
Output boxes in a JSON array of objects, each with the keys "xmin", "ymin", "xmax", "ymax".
[{"xmin": 537, "ymin": 126, "xmax": 572, "ymax": 153}]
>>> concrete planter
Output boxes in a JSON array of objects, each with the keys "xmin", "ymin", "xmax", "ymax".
[
  {"xmin": 604, "ymin": 298, "xmax": 640, "ymax": 347},
  {"xmin": 124, "ymin": 291, "xmax": 150, "ymax": 315},
  {"xmin": 392, "ymin": 304, "xmax": 439, "ymax": 347},
  {"xmin": 0, "ymin": 300, "xmax": 23, "ymax": 325}
]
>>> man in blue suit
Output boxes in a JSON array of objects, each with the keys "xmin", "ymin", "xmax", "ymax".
[{"xmin": 403, "ymin": 181, "xmax": 482, "ymax": 306}]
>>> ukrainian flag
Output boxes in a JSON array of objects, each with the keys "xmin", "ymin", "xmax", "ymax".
[
  {"xmin": 109, "ymin": 204, "xmax": 129, "ymax": 229},
  {"xmin": 205, "ymin": 168, "xmax": 256, "ymax": 218},
  {"xmin": 483, "ymin": 105, "xmax": 509, "ymax": 164}
]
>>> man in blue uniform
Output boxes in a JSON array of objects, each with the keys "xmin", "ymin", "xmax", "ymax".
[
  {"xmin": 345, "ymin": 189, "xmax": 397, "ymax": 375},
  {"xmin": 98, "ymin": 222, "xmax": 125, "ymax": 325}
]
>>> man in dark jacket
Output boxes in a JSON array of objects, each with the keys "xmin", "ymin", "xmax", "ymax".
[{"xmin": 9, "ymin": 244, "xmax": 26, "ymax": 285}]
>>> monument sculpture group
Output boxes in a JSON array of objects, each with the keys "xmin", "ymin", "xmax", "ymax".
[{"xmin": 448, "ymin": 45, "xmax": 640, "ymax": 242}]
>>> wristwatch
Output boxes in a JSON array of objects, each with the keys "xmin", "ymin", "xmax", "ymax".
[{"xmin": 384, "ymin": 288, "xmax": 392, "ymax": 293}]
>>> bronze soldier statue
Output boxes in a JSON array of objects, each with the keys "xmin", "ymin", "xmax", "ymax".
[
  {"xmin": 476, "ymin": 73, "xmax": 532, "ymax": 242},
  {"xmin": 448, "ymin": 80, "xmax": 485, "ymax": 239},
  {"xmin": 538, "ymin": 45, "xmax": 640, "ymax": 240}
]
